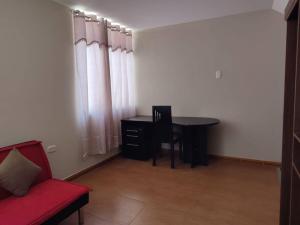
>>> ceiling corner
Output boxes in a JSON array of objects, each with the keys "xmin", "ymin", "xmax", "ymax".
[{"xmin": 272, "ymin": 0, "xmax": 289, "ymax": 14}]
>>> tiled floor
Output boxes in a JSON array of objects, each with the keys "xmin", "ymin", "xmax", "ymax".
[{"xmin": 61, "ymin": 156, "xmax": 280, "ymax": 225}]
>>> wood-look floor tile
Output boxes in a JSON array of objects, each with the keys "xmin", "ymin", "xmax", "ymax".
[
  {"xmin": 85, "ymin": 194, "xmax": 144, "ymax": 224},
  {"xmin": 129, "ymin": 206, "xmax": 185, "ymax": 225},
  {"xmin": 62, "ymin": 156, "xmax": 281, "ymax": 225}
]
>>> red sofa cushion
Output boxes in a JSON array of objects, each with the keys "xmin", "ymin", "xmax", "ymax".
[
  {"xmin": 0, "ymin": 179, "xmax": 89, "ymax": 225},
  {"xmin": 0, "ymin": 141, "xmax": 52, "ymax": 199}
]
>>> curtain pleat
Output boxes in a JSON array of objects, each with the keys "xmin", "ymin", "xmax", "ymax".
[{"xmin": 74, "ymin": 13, "xmax": 133, "ymax": 52}]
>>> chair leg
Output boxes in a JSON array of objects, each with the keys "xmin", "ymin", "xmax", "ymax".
[
  {"xmin": 171, "ymin": 141, "xmax": 175, "ymax": 169},
  {"xmin": 152, "ymin": 148, "xmax": 157, "ymax": 166},
  {"xmin": 152, "ymin": 139, "xmax": 157, "ymax": 166},
  {"xmin": 78, "ymin": 209, "xmax": 84, "ymax": 225},
  {"xmin": 179, "ymin": 140, "xmax": 183, "ymax": 159}
]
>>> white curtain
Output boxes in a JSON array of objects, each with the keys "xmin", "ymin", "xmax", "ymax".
[
  {"xmin": 74, "ymin": 12, "xmax": 135, "ymax": 156},
  {"xmin": 108, "ymin": 24, "xmax": 136, "ymax": 145}
]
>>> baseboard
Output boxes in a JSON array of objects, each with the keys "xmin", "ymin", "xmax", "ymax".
[
  {"xmin": 65, "ymin": 152, "xmax": 121, "ymax": 181},
  {"xmin": 209, "ymin": 154, "xmax": 281, "ymax": 167},
  {"xmin": 63, "ymin": 152, "xmax": 280, "ymax": 181}
]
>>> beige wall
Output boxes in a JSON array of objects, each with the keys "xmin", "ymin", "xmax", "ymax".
[
  {"xmin": 135, "ymin": 10, "xmax": 286, "ymax": 162},
  {"xmin": 0, "ymin": 0, "xmax": 117, "ymax": 179}
]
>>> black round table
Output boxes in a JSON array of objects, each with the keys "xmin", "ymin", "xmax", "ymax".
[{"xmin": 123, "ymin": 116, "xmax": 220, "ymax": 167}]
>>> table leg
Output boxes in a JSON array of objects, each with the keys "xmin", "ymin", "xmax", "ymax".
[
  {"xmin": 182, "ymin": 126, "xmax": 209, "ymax": 167},
  {"xmin": 199, "ymin": 128, "xmax": 208, "ymax": 166},
  {"xmin": 182, "ymin": 126, "xmax": 193, "ymax": 164}
]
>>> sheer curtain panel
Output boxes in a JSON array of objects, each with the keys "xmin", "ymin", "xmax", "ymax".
[
  {"xmin": 108, "ymin": 23, "xmax": 136, "ymax": 146},
  {"xmin": 74, "ymin": 12, "xmax": 135, "ymax": 156}
]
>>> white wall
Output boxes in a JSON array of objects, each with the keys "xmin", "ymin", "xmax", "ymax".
[
  {"xmin": 0, "ymin": 0, "xmax": 117, "ymax": 178},
  {"xmin": 135, "ymin": 10, "xmax": 286, "ymax": 162}
]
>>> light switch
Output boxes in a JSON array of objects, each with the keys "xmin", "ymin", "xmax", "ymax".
[
  {"xmin": 216, "ymin": 70, "xmax": 222, "ymax": 79},
  {"xmin": 47, "ymin": 145, "xmax": 57, "ymax": 153}
]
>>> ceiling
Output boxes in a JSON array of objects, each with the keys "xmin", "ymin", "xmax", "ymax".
[{"xmin": 53, "ymin": 0, "xmax": 286, "ymax": 30}]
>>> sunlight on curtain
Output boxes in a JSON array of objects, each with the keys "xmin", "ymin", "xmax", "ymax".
[
  {"xmin": 108, "ymin": 24, "xmax": 136, "ymax": 145},
  {"xmin": 74, "ymin": 12, "xmax": 135, "ymax": 156},
  {"xmin": 109, "ymin": 50, "xmax": 135, "ymax": 145}
]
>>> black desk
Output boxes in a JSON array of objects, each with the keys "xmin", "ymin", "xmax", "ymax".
[{"xmin": 121, "ymin": 116, "xmax": 220, "ymax": 167}]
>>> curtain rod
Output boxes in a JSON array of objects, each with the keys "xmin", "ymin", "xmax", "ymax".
[{"xmin": 73, "ymin": 10, "xmax": 132, "ymax": 32}]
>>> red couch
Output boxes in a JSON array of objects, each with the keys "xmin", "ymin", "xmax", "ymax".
[{"xmin": 0, "ymin": 140, "xmax": 90, "ymax": 225}]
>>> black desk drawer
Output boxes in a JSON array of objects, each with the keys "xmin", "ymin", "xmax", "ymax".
[
  {"xmin": 123, "ymin": 134, "xmax": 141, "ymax": 145},
  {"xmin": 121, "ymin": 120, "xmax": 152, "ymax": 160},
  {"xmin": 123, "ymin": 143, "xmax": 141, "ymax": 151},
  {"xmin": 122, "ymin": 142, "xmax": 148, "ymax": 160},
  {"xmin": 123, "ymin": 124, "xmax": 143, "ymax": 133}
]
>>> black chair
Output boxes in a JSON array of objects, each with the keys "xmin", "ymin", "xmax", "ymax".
[{"xmin": 152, "ymin": 106, "xmax": 183, "ymax": 169}]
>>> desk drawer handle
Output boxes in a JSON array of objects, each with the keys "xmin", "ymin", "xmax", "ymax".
[
  {"xmin": 126, "ymin": 135, "xmax": 139, "ymax": 138},
  {"xmin": 126, "ymin": 129, "xmax": 139, "ymax": 133},
  {"xmin": 127, "ymin": 143, "xmax": 140, "ymax": 147}
]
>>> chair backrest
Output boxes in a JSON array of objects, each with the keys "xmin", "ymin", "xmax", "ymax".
[
  {"xmin": 152, "ymin": 106, "xmax": 173, "ymax": 142},
  {"xmin": 0, "ymin": 140, "xmax": 52, "ymax": 199}
]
